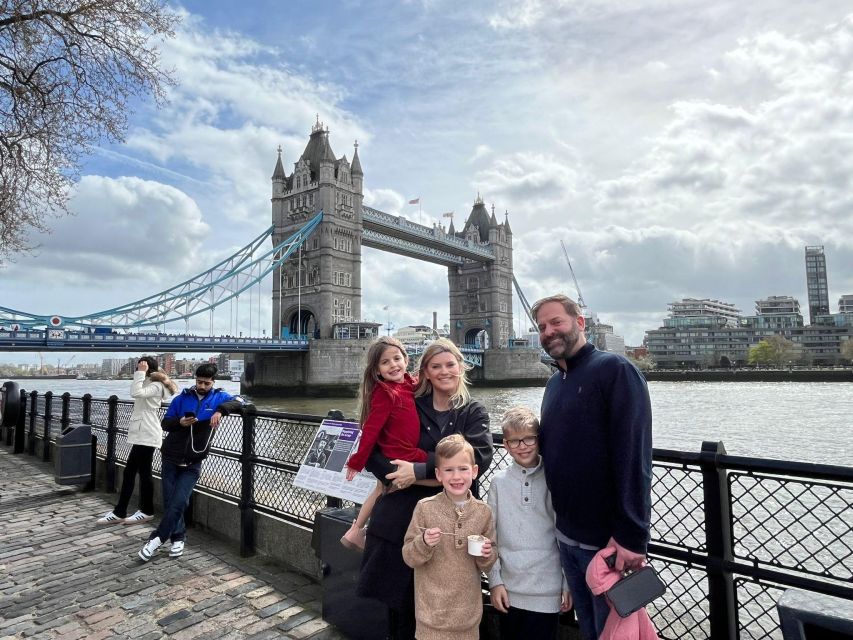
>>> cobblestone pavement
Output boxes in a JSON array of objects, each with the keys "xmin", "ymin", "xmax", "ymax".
[{"xmin": 0, "ymin": 447, "xmax": 348, "ymax": 639}]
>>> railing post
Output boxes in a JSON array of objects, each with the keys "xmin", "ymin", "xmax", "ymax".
[
  {"xmin": 60, "ymin": 392, "xmax": 71, "ymax": 431},
  {"xmin": 239, "ymin": 404, "xmax": 257, "ymax": 557},
  {"xmin": 42, "ymin": 391, "xmax": 53, "ymax": 461},
  {"xmin": 700, "ymin": 440, "xmax": 738, "ymax": 640},
  {"xmin": 325, "ymin": 409, "xmax": 345, "ymax": 509},
  {"xmin": 28, "ymin": 391, "xmax": 37, "ymax": 455},
  {"xmin": 82, "ymin": 393, "xmax": 92, "ymax": 424},
  {"xmin": 13, "ymin": 389, "xmax": 27, "ymax": 454},
  {"xmin": 105, "ymin": 395, "xmax": 119, "ymax": 492}
]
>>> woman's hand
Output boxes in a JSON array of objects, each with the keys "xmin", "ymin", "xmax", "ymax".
[
  {"xmin": 137, "ymin": 360, "xmax": 148, "ymax": 372},
  {"xmin": 344, "ymin": 466, "xmax": 357, "ymax": 481},
  {"xmin": 386, "ymin": 459, "xmax": 416, "ymax": 490}
]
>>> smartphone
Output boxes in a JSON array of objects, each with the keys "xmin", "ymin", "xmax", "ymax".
[
  {"xmin": 184, "ymin": 411, "xmax": 196, "ymax": 419},
  {"xmin": 606, "ymin": 565, "xmax": 667, "ymax": 618}
]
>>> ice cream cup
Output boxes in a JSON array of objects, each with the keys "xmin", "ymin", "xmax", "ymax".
[{"xmin": 467, "ymin": 534, "xmax": 486, "ymax": 556}]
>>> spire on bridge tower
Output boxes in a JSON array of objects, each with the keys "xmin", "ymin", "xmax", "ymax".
[
  {"xmin": 489, "ymin": 204, "xmax": 498, "ymax": 227},
  {"xmin": 272, "ymin": 145, "xmax": 286, "ymax": 180},
  {"xmin": 503, "ymin": 209, "xmax": 512, "ymax": 234},
  {"xmin": 351, "ymin": 140, "xmax": 363, "ymax": 176}
]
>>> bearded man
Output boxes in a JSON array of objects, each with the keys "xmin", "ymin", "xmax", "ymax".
[{"xmin": 532, "ymin": 294, "xmax": 653, "ymax": 640}]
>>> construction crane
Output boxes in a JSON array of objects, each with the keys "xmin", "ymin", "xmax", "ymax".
[
  {"xmin": 560, "ymin": 240, "xmax": 587, "ymax": 311},
  {"xmin": 512, "ymin": 275, "xmax": 536, "ymax": 331},
  {"xmin": 61, "ymin": 355, "xmax": 76, "ymax": 371}
]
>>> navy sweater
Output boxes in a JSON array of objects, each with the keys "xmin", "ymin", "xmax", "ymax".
[{"xmin": 539, "ymin": 343, "xmax": 652, "ymax": 553}]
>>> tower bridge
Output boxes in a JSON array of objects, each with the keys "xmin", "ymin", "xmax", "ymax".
[{"xmin": 1, "ymin": 120, "xmax": 548, "ymax": 393}]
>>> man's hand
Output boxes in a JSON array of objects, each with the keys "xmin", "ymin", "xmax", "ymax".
[
  {"xmin": 607, "ymin": 536, "xmax": 646, "ymax": 572},
  {"xmin": 480, "ymin": 538, "xmax": 493, "ymax": 559},
  {"xmin": 560, "ymin": 590, "xmax": 572, "ymax": 612},
  {"xmin": 179, "ymin": 416, "xmax": 196, "ymax": 427},
  {"xmin": 490, "ymin": 585, "xmax": 510, "ymax": 613},
  {"xmin": 422, "ymin": 527, "xmax": 441, "ymax": 547},
  {"xmin": 210, "ymin": 411, "xmax": 223, "ymax": 428}
]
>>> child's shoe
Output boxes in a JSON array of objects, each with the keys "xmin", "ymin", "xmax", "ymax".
[{"xmin": 340, "ymin": 523, "xmax": 366, "ymax": 551}]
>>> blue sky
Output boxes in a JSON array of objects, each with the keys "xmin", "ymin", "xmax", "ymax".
[{"xmin": 4, "ymin": 0, "xmax": 853, "ymax": 364}]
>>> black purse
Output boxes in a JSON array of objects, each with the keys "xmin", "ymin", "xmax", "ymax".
[{"xmin": 604, "ymin": 555, "xmax": 667, "ymax": 618}]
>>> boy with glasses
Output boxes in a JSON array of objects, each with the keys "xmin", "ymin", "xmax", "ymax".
[
  {"xmin": 487, "ymin": 407, "xmax": 570, "ymax": 640},
  {"xmin": 137, "ymin": 363, "xmax": 243, "ymax": 561}
]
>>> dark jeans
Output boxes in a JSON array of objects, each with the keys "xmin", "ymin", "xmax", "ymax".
[
  {"xmin": 151, "ymin": 460, "xmax": 201, "ymax": 543},
  {"xmin": 498, "ymin": 607, "xmax": 559, "ymax": 640},
  {"xmin": 114, "ymin": 445, "xmax": 155, "ymax": 518},
  {"xmin": 559, "ymin": 542, "xmax": 610, "ymax": 640}
]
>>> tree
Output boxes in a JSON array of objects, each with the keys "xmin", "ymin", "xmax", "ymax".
[
  {"xmin": 748, "ymin": 335, "xmax": 796, "ymax": 367},
  {"xmin": 0, "ymin": 1, "xmax": 179, "ymax": 258}
]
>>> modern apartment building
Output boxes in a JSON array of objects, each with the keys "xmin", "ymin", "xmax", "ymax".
[
  {"xmin": 838, "ymin": 295, "xmax": 853, "ymax": 314},
  {"xmin": 805, "ymin": 246, "xmax": 830, "ymax": 324}
]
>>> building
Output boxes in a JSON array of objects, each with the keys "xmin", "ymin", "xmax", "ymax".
[
  {"xmin": 805, "ymin": 246, "xmax": 829, "ymax": 325},
  {"xmin": 394, "ymin": 325, "xmax": 434, "ymax": 345},
  {"xmin": 837, "ymin": 295, "xmax": 853, "ymax": 314},
  {"xmin": 746, "ymin": 296, "xmax": 803, "ymax": 332},
  {"xmin": 645, "ymin": 298, "xmax": 751, "ymax": 367}
]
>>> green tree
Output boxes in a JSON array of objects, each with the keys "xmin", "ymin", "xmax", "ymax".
[
  {"xmin": 1, "ymin": 1, "xmax": 179, "ymax": 259},
  {"xmin": 748, "ymin": 335, "xmax": 796, "ymax": 367}
]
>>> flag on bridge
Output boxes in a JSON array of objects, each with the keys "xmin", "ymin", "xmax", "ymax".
[
  {"xmin": 408, "ymin": 198, "xmax": 420, "ymax": 205},
  {"xmin": 442, "ymin": 211, "xmax": 454, "ymax": 218}
]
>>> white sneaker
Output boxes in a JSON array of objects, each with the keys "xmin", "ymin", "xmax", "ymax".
[
  {"xmin": 169, "ymin": 541, "xmax": 185, "ymax": 557},
  {"xmin": 138, "ymin": 536, "xmax": 162, "ymax": 562},
  {"xmin": 96, "ymin": 511, "xmax": 123, "ymax": 525},
  {"xmin": 124, "ymin": 511, "xmax": 154, "ymax": 524}
]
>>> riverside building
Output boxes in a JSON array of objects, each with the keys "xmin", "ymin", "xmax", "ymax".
[{"xmin": 805, "ymin": 245, "xmax": 830, "ymax": 325}]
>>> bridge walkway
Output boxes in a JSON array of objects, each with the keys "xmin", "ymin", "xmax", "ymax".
[{"xmin": 0, "ymin": 448, "xmax": 346, "ymax": 640}]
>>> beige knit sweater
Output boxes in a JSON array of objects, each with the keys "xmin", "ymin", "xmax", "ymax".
[{"xmin": 402, "ymin": 491, "xmax": 497, "ymax": 640}]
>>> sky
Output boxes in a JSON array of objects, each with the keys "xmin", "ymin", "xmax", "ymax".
[{"xmin": 3, "ymin": 0, "xmax": 853, "ymax": 364}]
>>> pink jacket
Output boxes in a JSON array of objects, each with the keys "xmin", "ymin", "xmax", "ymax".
[{"xmin": 586, "ymin": 547, "xmax": 659, "ymax": 640}]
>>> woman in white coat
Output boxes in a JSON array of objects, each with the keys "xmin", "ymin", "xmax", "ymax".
[{"xmin": 97, "ymin": 356, "xmax": 177, "ymax": 524}]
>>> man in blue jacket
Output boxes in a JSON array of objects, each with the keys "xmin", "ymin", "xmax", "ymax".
[
  {"xmin": 533, "ymin": 294, "xmax": 652, "ymax": 640},
  {"xmin": 138, "ymin": 363, "xmax": 243, "ymax": 561}
]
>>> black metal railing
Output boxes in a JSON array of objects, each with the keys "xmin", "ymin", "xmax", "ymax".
[{"xmin": 2, "ymin": 386, "xmax": 851, "ymax": 640}]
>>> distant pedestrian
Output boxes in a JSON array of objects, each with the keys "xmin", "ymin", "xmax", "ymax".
[
  {"xmin": 402, "ymin": 434, "xmax": 496, "ymax": 640},
  {"xmin": 488, "ymin": 407, "xmax": 571, "ymax": 640},
  {"xmin": 96, "ymin": 357, "xmax": 176, "ymax": 525},
  {"xmin": 341, "ymin": 336, "xmax": 426, "ymax": 551},
  {"xmin": 533, "ymin": 294, "xmax": 653, "ymax": 640},
  {"xmin": 138, "ymin": 363, "xmax": 243, "ymax": 561}
]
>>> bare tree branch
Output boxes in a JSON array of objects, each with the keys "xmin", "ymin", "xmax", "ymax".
[{"xmin": 0, "ymin": 0, "xmax": 179, "ymax": 259}]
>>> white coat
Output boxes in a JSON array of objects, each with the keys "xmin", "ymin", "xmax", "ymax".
[{"xmin": 127, "ymin": 371, "xmax": 176, "ymax": 448}]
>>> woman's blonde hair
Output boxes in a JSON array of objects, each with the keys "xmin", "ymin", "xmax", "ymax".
[
  {"xmin": 414, "ymin": 338, "xmax": 472, "ymax": 409},
  {"xmin": 357, "ymin": 336, "xmax": 409, "ymax": 427}
]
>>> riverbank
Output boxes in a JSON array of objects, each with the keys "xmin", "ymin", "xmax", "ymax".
[{"xmin": 645, "ymin": 368, "xmax": 853, "ymax": 382}]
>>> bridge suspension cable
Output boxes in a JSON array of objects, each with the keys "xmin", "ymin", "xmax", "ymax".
[{"xmin": 0, "ymin": 212, "xmax": 324, "ymax": 331}]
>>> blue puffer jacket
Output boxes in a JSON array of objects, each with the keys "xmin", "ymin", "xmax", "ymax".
[{"xmin": 160, "ymin": 387, "xmax": 243, "ymax": 464}]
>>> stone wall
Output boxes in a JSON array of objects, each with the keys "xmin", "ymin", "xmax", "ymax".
[{"xmin": 480, "ymin": 348, "xmax": 551, "ymax": 385}]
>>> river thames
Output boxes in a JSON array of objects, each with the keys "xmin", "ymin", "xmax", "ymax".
[{"xmin": 9, "ymin": 378, "xmax": 851, "ymax": 467}]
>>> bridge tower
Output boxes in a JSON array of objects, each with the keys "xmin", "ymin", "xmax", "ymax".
[
  {"xmin": 448, "ymin": 197, "xmax": 514, "ymax": 348},
  {"xmin": 271, "ymin": 119, "xmax": 364, "ymax": 339}
]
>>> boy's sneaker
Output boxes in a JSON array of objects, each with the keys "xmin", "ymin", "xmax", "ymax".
[
  {"xmin": 96, "ymin": 511, "xmax": 124, "ymax": 525},
  {"xmin": 169, "ymin": 541, "xmax": 185, "ymax": 557},
  {"xmin": 138, "ymin": 536, "xmax": 162, "ymax": 562},
  {"xmin": 124, "ymin": 511, "xmax": 154, "ymax": 524}
]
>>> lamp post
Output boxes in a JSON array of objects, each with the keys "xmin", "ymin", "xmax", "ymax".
[{"xmin": 383, "ymin": 305, "xmax": 390, "ymax": 336}]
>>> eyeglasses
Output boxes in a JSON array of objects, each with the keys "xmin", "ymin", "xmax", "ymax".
[{"xmin": 504, "ymin": 435, "xmax": 538, "ymax": 449}]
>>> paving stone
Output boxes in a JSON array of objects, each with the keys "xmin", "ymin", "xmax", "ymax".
[{"xmin": 0, "ymin": 447, "xmax": 347, "ymax": 640}]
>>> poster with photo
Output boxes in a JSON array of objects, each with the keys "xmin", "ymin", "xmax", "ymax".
[{"xmin": 293, "ymin": 418, "xmax": 376, "ymax": 503}]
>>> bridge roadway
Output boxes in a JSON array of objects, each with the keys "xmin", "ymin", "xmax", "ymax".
[
  {"xmin": 0, "ymin": 447, "xmax": 346, "ymax": 639},
  {"xmin": 0, "ymin": 329, "xmax": 309, "ymax": 353}
]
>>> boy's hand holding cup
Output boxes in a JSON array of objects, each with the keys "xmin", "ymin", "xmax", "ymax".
[
  {"xmin": 467, "ymin": 535, "xmax": 491, "ymax": 557},
  {"xmin": 423, "ymin": 527, "xmax": 442, "ymax": 547}
]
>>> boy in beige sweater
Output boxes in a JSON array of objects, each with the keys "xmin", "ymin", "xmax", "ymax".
[{"xmin": 402, "ymin": 434, "xmax": 496, "ymax": 640}]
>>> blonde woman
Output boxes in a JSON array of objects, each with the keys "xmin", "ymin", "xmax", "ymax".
[{"xmin": 357, "ymin": 338, "xmax": 494, "ymax": 639}]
